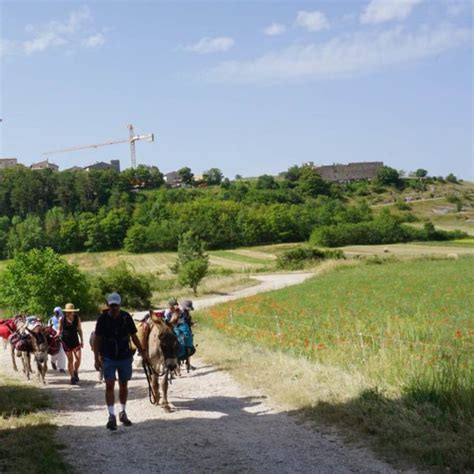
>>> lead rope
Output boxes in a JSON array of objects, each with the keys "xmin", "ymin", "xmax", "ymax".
[{"xmin": 142, "ymin": 359, "xmax": 158, "ymax": 405}]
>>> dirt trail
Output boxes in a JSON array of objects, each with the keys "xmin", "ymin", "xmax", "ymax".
[{"xmin": 0, "ymin": 273, "xmax": 397, "ymax": 473}]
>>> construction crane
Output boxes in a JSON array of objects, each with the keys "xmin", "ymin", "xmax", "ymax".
[{"xmin": 42, "ymin": 124, "xmax": 154, "ymax": 169}]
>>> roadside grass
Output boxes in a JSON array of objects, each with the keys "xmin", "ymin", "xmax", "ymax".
[
  {"xmin": 0, "ymin": 376, "xmax": 69, "ymax": 473},
  {"xmin": 150, "ymin": 274, "xmax": 259, "ymax": 307},
  {"xmin": 196, "ymin": 256, "xmax": 474, "ymax": 471}
]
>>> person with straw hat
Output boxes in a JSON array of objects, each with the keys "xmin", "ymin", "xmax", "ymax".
[{"xmin": 58, "ymin": 302, "xmax": 84, "ymax": 385}]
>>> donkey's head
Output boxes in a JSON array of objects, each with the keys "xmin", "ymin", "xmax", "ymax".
[
  {"xmin": 158, "ymin": 322, "xmax": 179, "ymax": 371},
  {"xmin": 29, "ymin": 329, "xmax": 49, "ymax": 364}
]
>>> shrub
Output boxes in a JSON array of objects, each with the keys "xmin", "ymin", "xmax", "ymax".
[
  {"xmin": 95, "ymin": 262, "xmax": 152, "ymax": 309},
  {"xmin": 276, "ymin": 246, "xmax": 344, "ymax": 269},
  {"xmin": 395, "ymin": 199, "xmax": 412, "ymax": 211},
  {"xmin": 0, "ymin": 248, "xmax": 97, "ymax": 319},
  {"xmin": 309, "ymin": 218, "xmax": 467, "ymax": 247},
  {"xmin": 124, "ymin": 223, "xmax": 149, "ymax": 253}
]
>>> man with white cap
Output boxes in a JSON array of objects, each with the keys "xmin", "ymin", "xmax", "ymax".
[{"xmin": 93, "ymin": 292, "xmax": 148, "ymax": 431}]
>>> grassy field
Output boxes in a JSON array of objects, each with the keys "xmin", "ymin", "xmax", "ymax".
[
  {"xmin": 62, "ymin": 247, "xmax": 276, "ymax": 276},
  {"xmin": 196, "ymin": 256, "xmax": 474, "ymax": 471},
  {"xmin": 0, "ymin": 376, "xmax": 69, "ymax": 473}
]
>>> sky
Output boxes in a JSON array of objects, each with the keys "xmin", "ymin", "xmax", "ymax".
[{"xmin": 0, "ymin": 0, "xmax": 473, "ymax": 179}]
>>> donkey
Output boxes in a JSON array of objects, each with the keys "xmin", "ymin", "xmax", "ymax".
[
  {"xmin": 138, "ymin": 311, "xmax": 179, "ymax": 412},
  {"xmin": 27, "ymin": 328, "xmax": 49, "ymax": 384},
  {"xmin": 8, "ymin": 316, "xmax": 27, "ymax": 372},
  {"xmin": 12, "ymin": 322, "xmax": 49, "ymax": 383}
]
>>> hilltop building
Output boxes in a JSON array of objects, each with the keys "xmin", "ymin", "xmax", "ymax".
[
  {"xmin": 0, "ymin": 158, "xmax": 18, "ymax": 170},
  {"xmin": 165, "ymin": 171, "xmax": 181, "ymax": 187},
  {"xmin": 31, "ymin": 159, "xmax": 59, "ymax": 172},
  {"xmin": 315, "ymin": 161, "xmax": 383, "ymax": 183},
  {"xmin": 83, "ymin": 160, "xmax": 120, "ymax": 172}
]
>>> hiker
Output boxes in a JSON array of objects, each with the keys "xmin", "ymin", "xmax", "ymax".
[
  {"xmin": 179, "ymin": 300, "xmax": 195, "ymax": 328},
  {"xmin": 48, "ymin": 306, "xmax": 66, "ymax": 373},
  {"xmin": 93, "ymin": 292, "xmax": 148, "ymax": 431},
  {"xmin": 58, "ymin": 303, "xmax": 84, "ymax": 385},
  {"xmin": 178, "ymin": 300, "xmax": 196, "ymax": 371},
  {"xmin": 164, "ymin": 297, "xmax": 180, "ymax": 322}
]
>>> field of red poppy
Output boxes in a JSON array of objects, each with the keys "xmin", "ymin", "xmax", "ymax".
[{"xmin": 197, "ymin": 256, "xmax": 474, "ymax": 470}]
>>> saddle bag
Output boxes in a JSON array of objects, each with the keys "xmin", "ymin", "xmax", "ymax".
[
  {"xmin": 173, "ymin": 323, "xmax": 195, "ymax": 361},
  {"xmin": 9, "ymin": 332, "xmax": 32, "ymax": 352}
]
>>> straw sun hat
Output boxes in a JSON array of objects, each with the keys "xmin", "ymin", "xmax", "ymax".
[{"xmin": 64, "ymin": 303, "xmax": 80, "ymax": 312}]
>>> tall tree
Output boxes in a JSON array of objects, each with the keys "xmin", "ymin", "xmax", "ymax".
[
  {"xmin": 203, "ymin": 168, "xmax": 224, "ymax": 186},
  {"xmin": 173, "ymin": 231, "xmax": 209, "ymax": 295},
  {"xmin": 178, "ymin": 167, "xmax": 194, "ymax": 186}
]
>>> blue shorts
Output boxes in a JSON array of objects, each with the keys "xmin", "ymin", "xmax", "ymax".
[{"xmin": 102, "ymin": 357, "xmax": 133, "ymax": 382}]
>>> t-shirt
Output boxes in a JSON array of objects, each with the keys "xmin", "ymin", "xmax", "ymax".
[{"xmin": 95, "ymin": 310, "xmax": 137, "ymax": 360}]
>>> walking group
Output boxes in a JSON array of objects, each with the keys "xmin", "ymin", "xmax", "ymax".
[{"xmin": 1, "ymin": 293, "xmax": 196, "ymax": 431}]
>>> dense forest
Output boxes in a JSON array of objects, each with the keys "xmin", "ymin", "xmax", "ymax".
[{"xmin": 0, "ymin": 164, "xmax": 464, "ymax": 259}]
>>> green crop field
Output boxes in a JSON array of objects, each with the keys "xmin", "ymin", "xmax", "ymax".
[{"xmin": 199, "ymin": 256, "xmax": 474, "ymax": 470}]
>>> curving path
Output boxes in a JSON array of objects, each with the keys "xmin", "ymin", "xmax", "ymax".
[{"xmin": 0, "ymin": 272, "xmax": 397, "ymax": 473}]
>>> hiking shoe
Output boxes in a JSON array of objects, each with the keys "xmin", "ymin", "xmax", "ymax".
[
  {"xmin": 70, "ymin": 377, "xmax": 77, "ymax": 385},
  {"xmin": 119, "ymin": 411, "xmax": 132, "ymax": 426},
  {"xmin": 107, "ymin": 414, "xmax": 117, "ymax": 431},
  {"xmin": 59, "ymin": 369, "xmax": 66, "ymax": 373},
  {"xmin": 51, "ymin": 362, "xmax": 57, "ymax": 371},
  {"xmin": 73, "ymin": 370, "xmax": 79, "ymax": 382}
]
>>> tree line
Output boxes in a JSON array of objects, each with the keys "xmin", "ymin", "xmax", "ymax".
[{"xmin": 0, "ymin": 163, "xmax": 465, "ymax": 259}]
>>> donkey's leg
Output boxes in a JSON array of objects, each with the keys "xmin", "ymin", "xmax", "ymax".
[
  {"xmin": 41, "ymin": 361, "xmax": 47, "ymax": 384},
  {"xmin": 161, "ymin": 371, "xmax": 171, "ymax": 413},
  {"xmin": 10, "ymin": 344, "xmax": 18, "ymax": 371},
  {"xmin": 151, "ymin": 372, "xmax": 160, "ymax": 406},
  {"xmin": 22, "ymin": 353, "xmax": 30, "ymax": 380},
  {"xmin": 37, "ymin": 360, "xmax": 46, "ymax": 384}
]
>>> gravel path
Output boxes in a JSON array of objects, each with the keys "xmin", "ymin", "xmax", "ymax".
[{"xmin": 0, "ymin": 273, "xmax": 397, "ymax": 473}]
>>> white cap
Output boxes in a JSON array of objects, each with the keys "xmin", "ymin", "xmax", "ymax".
[{"xmin": 107, "ymin": 292, "xmax": 122, "ymax": 306}]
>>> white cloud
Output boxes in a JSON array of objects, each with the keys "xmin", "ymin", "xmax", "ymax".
[
  {"xmin": 1, "ymin": 6, "xmax": 105, "ymax": 57},
  {"xmin": 185, "ymin": 36, "xmax": 235, "ymax": 54},
  {"xmin": 264, "ymin": 23, "xmax": 286, "ymax": 36},
  {"xmin": 361, "ymin": 0, "xmax": 422, "ymax": 25},
  {"xmin": 295, "ymin": 10, "xmax": 330, "ymax": 32},
  {"xmin": 207, "ymin": 24, "xmax": 471, "ymax": 84},
  {"xmin": 23, "ymin": 31, "xmax": 68, "ymax": 55},
  {"xmin": 82, "ymin": 33, "xmax": 106, "ymax": 48}
]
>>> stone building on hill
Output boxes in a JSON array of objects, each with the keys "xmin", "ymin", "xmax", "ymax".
[
  {"xmin": 83, "ymin": 160, "xmax": 120, "ymax": 172},
  {"xmin": 0, "ymin": 158, "xmax": 18, "ymax": 170},
  {"xmin": 315, "ymin": 161, "xmax": 383, "ymax": 183},
  {"xmin": 31, "ymin": 159, "xmax": 59, "ymax": 172}
]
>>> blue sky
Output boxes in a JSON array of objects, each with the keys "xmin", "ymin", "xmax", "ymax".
[{"xmin": 1, "ymin": 0, "xmax": 472, "ymax": 179}]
